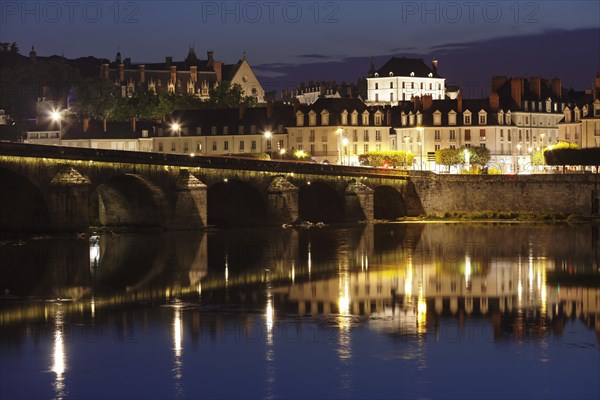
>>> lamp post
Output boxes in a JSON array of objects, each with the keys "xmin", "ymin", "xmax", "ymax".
[
  {"xmin": 50, "ymin": 109, "xmax": 62, "ymax": 145},
  {"xmin": 170, "ymin": 122, "xmax": 182, "ymax": 153},
  {"xmin": 417, "ymin": 127, "xmax": 424, "ymax": 170},
  {"xmin": 341, "ymin": 137, "xmax": 349, "ymax": 165},
  {"xmin": 264, "ymin": 131, "xmax": 272, "ymax": 158}
]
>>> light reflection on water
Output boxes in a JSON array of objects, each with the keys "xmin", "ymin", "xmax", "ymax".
[{"xmin": 0, "ymin": 223, "xmax": 599, "ymax": 399}]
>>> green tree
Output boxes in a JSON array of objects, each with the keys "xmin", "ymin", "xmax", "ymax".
[
  {"xmin": 208, "ymin": 81, "xmax": 257, "ymax": 108},
  {"xmin": 73, "ymin": 77, "xmax": 117, "ymax": 121},
  {"xmin": 465, "ymin": 146, "xmax": 491, "ymax": 166},
  {"xmin": 435, "ymin": 148, "xmax": 461, "ymax": 171},
  {"xmin": 358, "ymin": 151, "xmax": 414, "ymax": 168}
]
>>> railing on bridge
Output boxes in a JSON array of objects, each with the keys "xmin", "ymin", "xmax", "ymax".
[{"xmin": 0, "ymin": 142, "xmax": 423, "ymax": 179}]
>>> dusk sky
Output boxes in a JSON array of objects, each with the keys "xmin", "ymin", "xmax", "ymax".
[{"xmin": 2, "ymin": 0, "xmax": 599, "ymax": 96}]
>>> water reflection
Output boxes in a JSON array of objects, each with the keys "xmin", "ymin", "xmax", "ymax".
[{"xmin": 0, "ymin": 223, "xmax": 599, "ymax": 399}]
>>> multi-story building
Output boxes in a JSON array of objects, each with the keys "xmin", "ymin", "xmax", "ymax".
[
  {"xmin": 558, "ymin": 75, "xmax": 600, "ymax": 148},
  {"xmin": 394, "ymin": 76, "xmax": 568, "ymax": 173},
  {"xmin": 100, "ymin": 47, "xmax": 265, "ymax": 102},
  {"xmin": 367, "ymin": 57, "xmax": 445, "ymax": 104},
  {"xmin": 290, "ymin": 98, "xmax": 393, "ymax": 165}
]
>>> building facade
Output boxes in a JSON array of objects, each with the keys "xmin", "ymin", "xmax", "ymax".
[{"xmin": 367, "ymin": 57, "xmax": 445, "ymax": 104}]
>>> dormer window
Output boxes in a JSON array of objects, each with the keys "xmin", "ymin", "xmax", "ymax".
[
  {"xmin": 463, "ymin": 111, "xmax": 472, "ymax": 125},
  {"xmin": 448, "ymin": 110, "xmax": 457, "ymax": 125},
  {"xmin": 433, "ymin": 110, "xmax": 442, "ymax": 126},
  {"xmin": 309, "ymin": 110, "xmax": 317, "ymax": 126},
  {"xmin": 594, "ymin": 100, "xmax": 600, "ymax": 116},
  {"xmin": 506, "ymin": 111, "xmax": 511, "ymax": 125},
  {"xmin": 401, "ymin": 113, "xmax": 407, "ymax": 126},
  {"xmin": 374, "ymin": 112, "xmax": 382, "ymax": 126},
  {"xmin": 296, "ymin": 111, "xmax": 304, "ymax": 126},
  {"xmin": 498, "ymin": 110, "xmax": 504, "ymax": 125},
  {"xmin": 321, "ymin": 110, "xmax": 330, "ymax": 126},
  {"xmin": 409, "ymin": 112, "xmax": 415, "ymax": 126},
  {"xmin": 428, "ymin": 73, "xmax": 433, "ymax": 78},
  {"xmin": 564, "ymin": 108, "xmax": 571, "ymax": 123},
  {"xmin": 374, "ymin": 72, "xmax": 379, "ymax": 77},
  {"xmin": 351, "ymin": 111, "xmax": 358, "ymax": 125},
  {"xmin": 341, "ymin": 110, "xmax": 348, "ymax": 125},
  {"xmin": 362, "ymin": 111, "xmax": 370, "ymax": 125},
  {"xmin": 389, "ymin": 72, "xmax": 394, "ymax": 77},
  {"xmin": 478, "ymin": 110, "xmax": 487, "ymax": 125},
  {"xmin": 416, "ymin": 112, "xmax": 422, "ymax": 125},
  {"xmin": 410, "ymin": 72, "xmax": 415, "ymax": 77},
  {"xmin": 574, "ymin": 107, "xmax": 580, "ymax": 122}
]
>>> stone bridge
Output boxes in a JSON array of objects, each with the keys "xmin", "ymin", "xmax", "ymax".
[{"xmin": 0, "ymin": 143, "xmax": 423, "ymax": 232}]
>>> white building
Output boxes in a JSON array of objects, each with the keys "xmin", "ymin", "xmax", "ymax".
[{"xmin": 367, "ymin": 57, "xmax": 445, "ymax": 104}]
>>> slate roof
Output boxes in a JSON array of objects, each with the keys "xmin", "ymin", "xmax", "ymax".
[{"xmin": 374, "ymin": 57, "xmax": 442, "ymax": 78}]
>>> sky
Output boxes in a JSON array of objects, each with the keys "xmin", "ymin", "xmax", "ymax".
[{"xmin": 2, "ymin": 0, "xmax": 599, "ymax": 96}]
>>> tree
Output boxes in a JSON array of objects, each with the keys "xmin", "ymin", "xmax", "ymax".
[
  {"xmin": 465, "ymin": 146, "xmax": 491, "ymax": 166},
  {"xmin": 73, "ymin": 77, "xmax": 117, "ymax": 121},
  {"xmin": 358, "ymin": 151, "xmax": 414, "ymax": 168},
  {"xmin": 435, "ymin": 148, "xmax": 461, "ymax": 172},
  {"xmin": 208, "ymin": 81, "xmax": 257, "ymax": 108}
]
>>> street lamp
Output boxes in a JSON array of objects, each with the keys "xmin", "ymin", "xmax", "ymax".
[
  {"xmin": 279, "ymin": 148, "xmax": 286, "ymax": 159},
  {"xmin": 50, "ymin": 109, "xmax": 63, "ymax": 144},
  {"xmin": 417, "ymin": 127, "xmax": 424, "ymax": 170},
  {"xmin": 341, "ymin": 137, "xmax": 349, "ymax": 165},
  {"xmin": 264, "ymin": 131, "xmax": 272, "ymax": 158}
]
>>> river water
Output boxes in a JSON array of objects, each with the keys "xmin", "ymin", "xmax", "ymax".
[{"xmin": 1, "ymin": 223, "xmax": 599, "ymax": 399}]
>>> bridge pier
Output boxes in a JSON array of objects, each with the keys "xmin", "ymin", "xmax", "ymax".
[
  {"xmin": 345, "ymin": 180, "xmax": 374, "ymax": 222},
  {"xmin": 267, "ymin": 177, "xmax": 299, "ymax": 225},
  {"xmin": 48, "ymin": 167, "xmax": 91, "ymax": 232},
  {"xmin": 171, "ymin": 170, "xmax": 207, "ymax": 229}
]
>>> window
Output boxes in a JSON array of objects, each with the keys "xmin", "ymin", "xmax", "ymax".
[
  {"xmin": 500, "ymin": 129, "xmax": 504, "ymax": 139},
  {"xmin": 362, "ymin": 113, "xmax": 369, "ymax": 125},
  {"xmin": 196, "ymin": 127, "xmax": 202, "ymax": 135},
  {"xmin": 251, "ymin": 140, "xmax": 256, "ymax": 150},
  {"xmin": 376, "ymin": 144, "xmax": 381, "ymax": 151},
  {"xmin": 465, "ymin": 129, "xmax": 471, "ymax": 141},
  {"xmin": 341, "ymin": 112, "xmax": 348, "ymax": 125},
  {"xmin": 363, "ymin": 130, "xmax": 369, "ymax": 141},
  {"xmin": 321, "ymin": 135, "xmax": 328, "ymax": 143},
  {"xmin": 322, "ymin": 143, "xmax": 327, "ymax": 153},
  {"xmin": 480, "ymin": 143, "xmax": 486, "ymax": 149},
  {"xmin": 278, "ymin": 139, "xmax": 284, "ymax": 149},
  {"xmin": 296, "ymin": 134, "xmax": 303, "ymax": 143},
  {"xmin": 353, "ymin": 130, "xmax": 358, "ymax": 142},
  {"xmin": 296, "ymin": 112, "xmax": 304, "ymax": 126},
  {"xmin": 390, "ymin": 93, "xmax": 394, "ymax": 102},
  {"xmin": 480, "ymin": 129, "xmax": 486, "ymax": 140},
  {"xmin": 449, "ymin": 130, "xmax": 456, "ymax": 141},
  {"xmin": 183, "ymin": 142, "xmax": 189, "ymax": 153},
  {"xmin": 435, "ymin": 144, "xmax": 441, "ymax": 151},
  {"xmin": 434, "ymin": 130, "xmax": 441, "ymax": 141},
  {"xmin": 310, "ymin": 144, "xmax": 315, "ymax": 154},
  {"xmin": 211, "ymin": 126, "xmax": 217, "ymax": 135},
  {"xmin": 450, "ymin": 144, "xmax": 456, "ymax": 149},
  {"xmin": 212, "ymin": 141, "xmax": 217, "ymax": 151},
  {"xmin": 464, "ymin": 114, "xmax": 471, "ymax": 125},
  {"xmin": 525, "ymin": 116, "xmax": 529, "ymax": 125},
  {"xmin": 158, "ymin": 142, "xmax": 163, "ymax": 152},
  {"xmin": 223, "ymin": 141, "xmax": 229, "ymax": 151},
  {"xmin": 449, "ymin": 112, "xmax": 456, "ymax": 125},
  {"xmin": 239, "ymin": 141, "xmax": 245, "ymax": 151},
  {"xmin": 250, "ymin": 125, "xmax": 257, "ymax": 134},
  {"xmin": 353, "ymin": 144, "xmax": 357, "ymax": 154},
  {"xmin": 309, "ymin": 130, "xmax": 315, "ymax": 142},
  {"xmin": 364, "ymin": 144, "xmax": 369, "ymax": 153},
  {"xmin": 526, "ymin": 130, "xmax": 529, "ymax": 141},
  {"xmin": 390, "ymin": 82, "xmax": 393, "ymax": 89},
  {"xmin": 433, "ymin": 112, "xmax": 441, "ymax": 125},
  {"xmin": 375, "ymin": 130, "xmax": 381, "ymax": 141},
  {"xmin": 238, "ymin": 125, "xmax": 244, "ymax": 134},
  {"xmin": 309, "ymin": 112, "xmax": 317, "ymax": 126},
  {"xmin": 479, "ymin": 114, "xmax": 486, "ymax": 124},
  {"xmin": 375, "ymin": 115, "xmax": 382, "ymax": 125},
  {"xmin": 375, "ymin": 83, "xmax": 378, "ymax": 89},
  {"xmin": 321, "ymin": 111, "xmax": 329, "ymax": 126},
  {"xmin": 171, "ymin": 142, "xmax": 176, "ymax": 152},
  {"xmin": 351, "ymin": 112, "xmax": 358, "ymax": 125},
  {"xmin": 375, "ymin": 94, "xmax": 379, "ymax": 102}
]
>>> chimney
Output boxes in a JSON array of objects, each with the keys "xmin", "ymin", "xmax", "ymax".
[
  {"xmin": 492, "ymin": 76, "xmax": 507, "ymax": 92},
  {"xmin": 130, "ymin": 116, "xmax": 137, "ymax": 133},
  {"xmin": 422, "ymin": 94, "xmax": 433, "ymax": 111},
  {"xmin": 29, "ymin": 46, "xmax": 36, "ymax": 64},
  {"xmin": 119, "ymin": 63, "xmax": 125, "ymax": 82},
  {"xmin": 530, "ymin": 76, "xmax": 541, "ymax": 99},
  {"xmin": 510, "ymin": 78, "xmax": 523, "ymax": 108},
  {"xmin": 190, "ymin": 65, "xmax": 197, "ymax": 82},
  {"xmin": 139, "ymin": 65, "xmax": 145, "ymax": 83},
  {"xmin": 165, "ymin": 56, "xmax": 173, "ymax": 66},
  {"xmin": 267, "ymin": 101, "xmax": 274, "ymax": 118},
  {"xmin": 207, "ymin": 51, "xmax": 214, "ymax": 66},
  {"xmin": 239, "ymin": 102, "xmax": 247, "ymax": 119},
  {"xmin": 170, "ymin": 65, "xmax": 177, "ymax": 84},
  {"xmin": 413, "ymin": 96, "xmax": 421, "ymax": 113},
  {"xmin": 101, "ymin": 63, "xmax": 109, "ymax": 79},
  {"xmin": 386, "ymin": 109, "xmax": 392, "ymax": 125},
  {"xmin": 489, "ymin": 92, "xmax": 500, "ymax": 112},
  {"xmin": 432, "ymin": 59, "xmax": 438, "ymax": 74},
  {"xmin": 594, "ymin": 73, "xmax": 600, "ymax": 100},
  {"xmin": 457, "ymin": 92, "xmax": 463, "ymax": 113},
  {"xmin": 551, "ymin": 78, "xmax": 562, "ymax": 99},
  {"xmin": 83, "ymin": 117, "xmax": 90, "ymax": 132},
  {"xmin": 103, "ymin": 118, "xmax": 107, "ymax": 132},
  {"xmin": 213, "ymin": 61, "xmax": 222, "ymax": 82}
]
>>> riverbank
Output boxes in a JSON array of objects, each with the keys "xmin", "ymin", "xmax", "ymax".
[{"xmin": 399, "ymin": 211, "xmax": 600, "ymax": 223}]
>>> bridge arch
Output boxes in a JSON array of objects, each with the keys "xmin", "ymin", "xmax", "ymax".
[
  {"xmin": 374, "ymin": 185, "xmax": 407, "ymax": 220},
  {"xmin": 92, "ymin": 174, "xmax": 169, "ymax": 228},
  {"xmin": 0, "ymin": 167, "xmax": 51, "ymax": 232},
  {"xmin": 207, "ymin": 179, "xmax": 267, "ymax": 226},
  {"xmin": 298, "ymin": 181, "xmax": 344, "ymax": 223}
]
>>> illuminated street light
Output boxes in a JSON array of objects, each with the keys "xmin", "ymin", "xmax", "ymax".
[
  {"xmin": 50, "ymin": 109, "xmax": 63, "ymax": 144},
  {"xmin": 264, "ymin": 131, "xmax": 272, "ymax": 157},
  {"xmin": 170, "ymin": 122, "xmax": 181, "ymax": 137}
]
